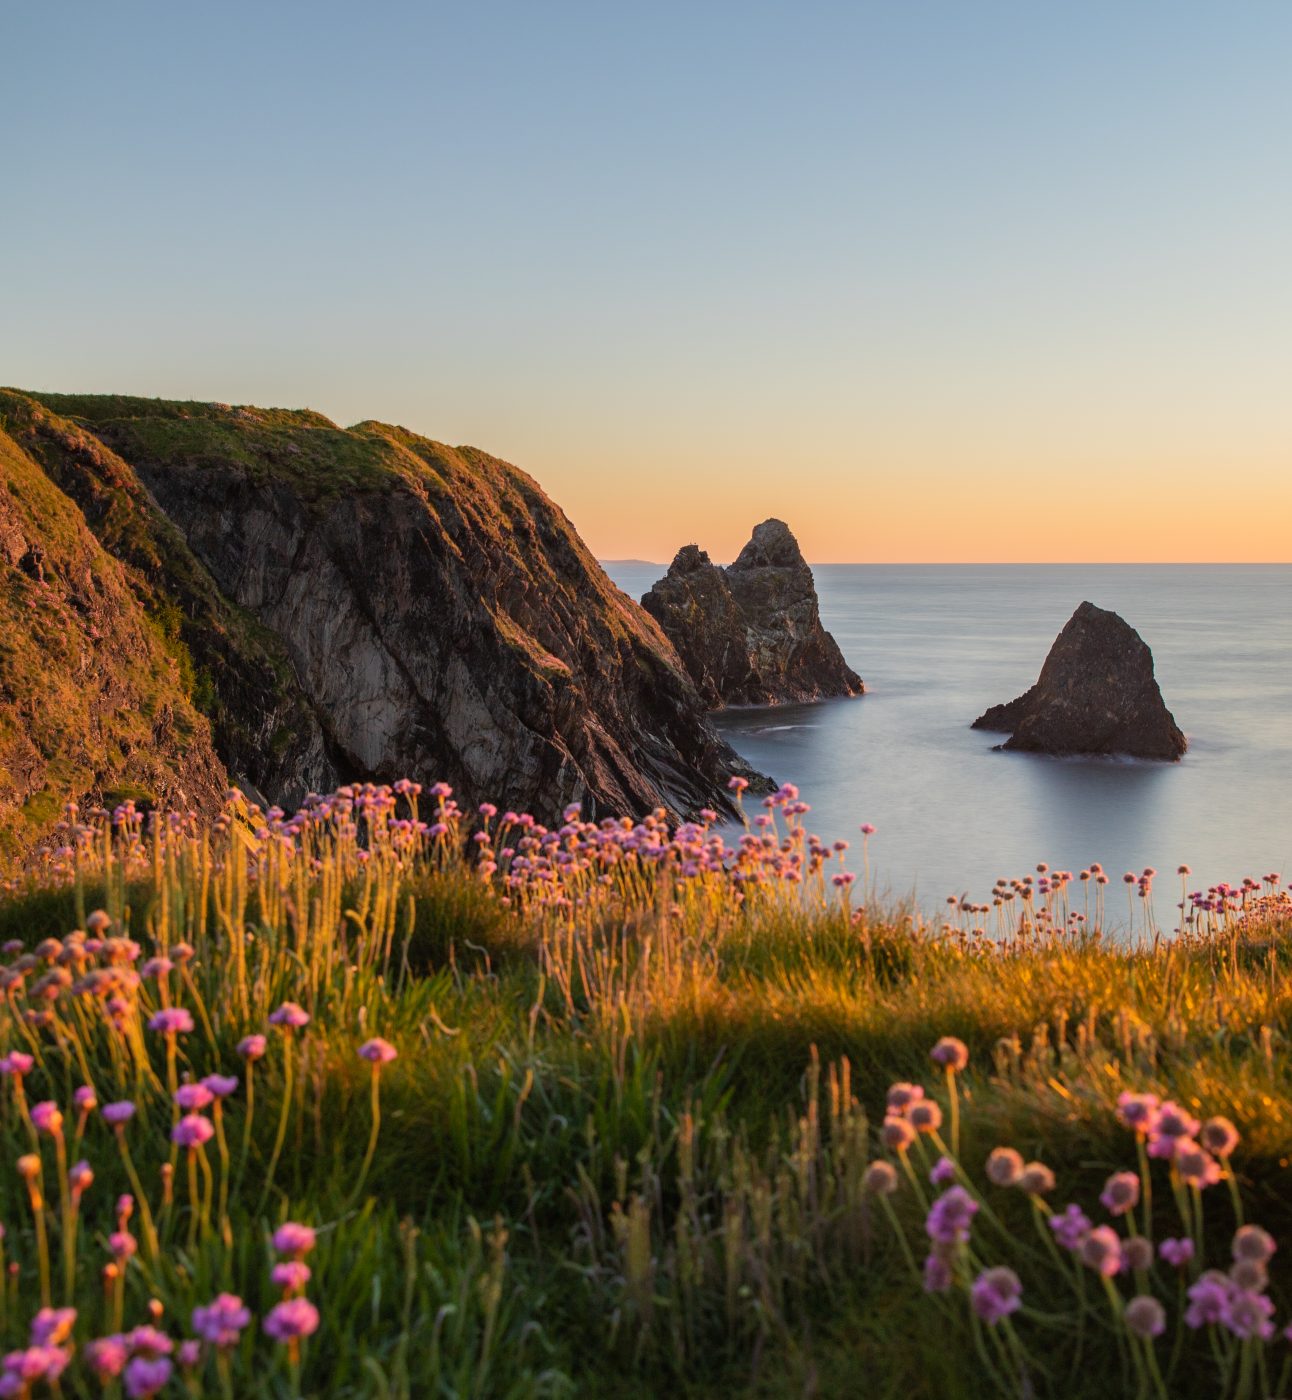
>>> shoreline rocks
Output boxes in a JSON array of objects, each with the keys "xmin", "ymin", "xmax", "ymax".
[
  {"xmin": 972, "ymin": 601, "xmax": 1186, "ymax": 760},
  {"xmin": 641, "ymin": 519, "xmax": 862, "ymax": 707}
]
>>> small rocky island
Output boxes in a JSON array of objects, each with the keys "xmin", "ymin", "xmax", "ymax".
[
  {"xmin": 641, "ymin": 519, "xmax": 863, "ymax": 707},
  {"xmin": 972, "ymin": 600, "xmax": 1186, "ymax": 760}
]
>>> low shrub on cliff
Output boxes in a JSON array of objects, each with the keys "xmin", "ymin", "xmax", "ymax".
[{"xmin": 0, "ymin": 785, "xmax": 1289, "ymax": 1397}]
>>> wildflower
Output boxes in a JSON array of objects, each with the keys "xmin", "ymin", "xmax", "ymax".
[
  {"xmin": 263, "ymin": 1298, "xmax": 320, "ymax": 1342},
  {"xmin": 923, "ymin": 1250, "xmax": 954, "ymax": 1292},
  {"xmin": 192, "ymin": 1294, "xmax": 251, "ymax": 1348},
  {"xmin": 1200, "ymin": 1117, "xmax": 1239, "ymax": 1157},
  {"xmin": 1154, "ymin": 1101, "xmax": 1201, "ymax": 1141},
  {"xmin": 69, "ymin": 1159, "xmax": 93, "ymax": 1193},
  {"xmin": 177, "ymin": 1340, "xmax": 202, "ymax": 1370},
  {"xmin": 970, "ymin": 1267, "xmax": 1022, "ymax": 1325},
  {"xmin": 269, "ymin": 1002, "xmax": 310, "ymax": 1029},
  {"xmin": 171, "ymin": 1114, "xmax": 214, "ymax": 1148},
  {"xmin": 1, "ymin": 1346, "xmax": 71, "ymax": 1388},
  {"xmin": 125, "ymin": 1325, "xmax": 173, "ymax": 1357},
  {"xmin": 174, "ymin": 1083, "xmax": 213, "ymax": 1112},
  {"xmin": 17, "ymin": 1154, "xmax": 41, "ymax": 1181},
  {"xmin": 30, "ymin": 1308, "xmax": 77, "ymax": 1346},
  {"xmin": 358, "ymin": 1037, "xmax": 398, "ymax": 1064},
  {"xmin": 108, "ymin": 1231, "xmax": 138, "ymax": 1260},
  {"xmin": 1231, "ymin": 1258, "xmax": 1268, "ymax": 1291},
  {"xmin": 237, "ymin": 1034, "xmax": 267, "ymax": 1060},
  {"xmin": 1049, "ymin": 1204, "xmax": 1092, "ymax": 1251},
  {"xmin": 1122, "ymin": 1236, "xmax": 1154, "ymax": 1272},
  {"xmin": 985, "ymin": 1147, "xmax": 1024, "ymax": 1187},
  {"xmin": 1232, "ymin": 1225, "xmax": 1276, "ymax": 1263},
  {"xmin": 1225, "ymin": 1288, "xmax": 1275, "ymax": 1341},
  {"xmin": 84, "ymin": 1336, "xmax": 130, "ymax": 1380},
  {"xmin": 201, "ymin": 1074, "xmax": 239, "ymax": 1098},
  {"xmin": 1185, "ymin": 1272, "xmax": 1231, "ymax": 1328},
  {"xmin": 272, "ymin": 1260, "xmax": 312, "ymax": 1293},
  {"xmin": 1159, "ymin": 1237, "xmax": 1194, "ymax": 1268},
  {"xmin": 930, "ymin": 1037, "xmax": 969, "ymax": 1071},
  {"xmin": 929, "ymin": 1156, "xmax": 957, "ymax": 1187},
  {"xmin": 102, "ymin": 1101, "xmax": 136, "ymax": 1126},
  {"xmin": 1100, "ymin": 1171, "xmax": 1140, "ymax": 1217},
  {"xmin": 925, "ymin": 1186, "xmax": 978, "ymax": 1246},
  {"xmin": 1124, "ymin": 1295, "xmax": 1166, "ymax": 1339},
  {"xmin": 73, "ymin": 1085, "xmax": 98, "ymax": 1112},
  {"xmin": 1116, "ymin": 1091, "xmax": 1160, "ymax": 1134},
  {"xmin": 273, "ymin": 1221, "xmax": 317, "ymax": 1257},
  {"xmin": 1080, "ymin": 1225, "xmax": 1123, "ymax": 1277},
  {"xmin": 881, "ymin": 1116, "xmax": 916, "ymax": 1152},
  {"xmin": 123, "ymin": 1356, "xmax": 172, "ymax": 1398},
  {"xmin": 1176, "ymin": 1140, "xmax": 1221, "ymax": 1188},
  {"xmin": 1017, "ymin": 1162, "xmax": 1056, "ymax": 1196},
  {"xmin": 860, "ymin": 823, "xmax": 876, "ymax": 835},
  {"xmin": 0, "ymin": 1052, "xmax": 34, "ymax": 1076},
  {"xmin": 863, "ymin": 1161, "xmax": 899, "ymax": 1195},
  {"xmin": 909, "ymin": 1101, "xmax": 942, "ymax": 1133},
  {"xmin": 30, "ymin": 1101, "xmax": 64, "ymax": 1136},
  {"xmin": 885, "ymin": 1082, "xmax": 924, "ymax": 1114},
  {"xmin": 147, "ymin": 1008, "xmax": 194, "ymax": 1036}
]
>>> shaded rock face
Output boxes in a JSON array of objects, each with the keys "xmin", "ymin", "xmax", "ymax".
[
  {"xmin": 16, "ymin": 392, "xmax": 762, "ymax": 823},
  {"xmin": 972, "ymin": 601, "xmax": 1186, "ymax": 760},
  {"xmin": 0, "ymin": 424, "xmax": 227, "ymax": 856},
  {"xmin": 641, "ymin": 519, "xmax": 862, "ymax": 706}
]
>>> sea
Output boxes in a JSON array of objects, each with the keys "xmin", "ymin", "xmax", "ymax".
[{"xmin": 602, "ymin": 563, "xmax": 1292, "ymax": 923}]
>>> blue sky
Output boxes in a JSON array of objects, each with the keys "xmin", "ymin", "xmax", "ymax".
[{"xmin": 5, "ymin": 2, "xmax": 1290, "ymax": 560}]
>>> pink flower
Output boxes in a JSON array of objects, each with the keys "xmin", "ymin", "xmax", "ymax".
[
  {"xmin": 1201, "ymin": 1116, "xmax": 1239, "ymax": 1157},
  {"xmin": 1232, "ymin": 1225, "xmax": 1276, "ymax": 1264},
  {"xmin": 1049, "ymin": 1204, "xmax": 1092, "ymax": 1251},
  {"xmin": 925, "ymin": 1187, "xmax": 978, "ymax": 1246},
  {"xmin": 30, "ymin": 1308, "xmax": 77, "ymax": 1346},
  {"xmin": 269, "ymin": 1002, "xmax": 310, "ymax": 1029},
  {"xmin": 0, "ymin": 1052, "xmax": 34, "ymax": 1076},
  {"xmin": 124, "ymin": 1356, "xmax": 172, "ymax": 1398},
  {"xmin": 30, "ymin": 1101, "xmax": 64, "ymax": 1136},
  {"xmin": 1080, "ymin": 1225, "xmax": 1123, "ymax": 1277},
  {"xmin": 1124, "ymin": 1295, "xmax": 1166, "ymax": 1339},
  {"xmin": 263, "ymin": 1299, "xmax": 320, "ymax": 1342},
  {"xmin": 930, "ymin": 1037, "xmax": 969, "ymax": 1071},
  {"xmin": 177, "ymin": 1340, "xmax": 202, "ymax": 1370},
  {"xmin": 1159, "ymin": 1237, "xmax": 1194, "ymax": 1268},
  {"xmin": 970, "ymin": 1267, "xmax": 1022, "ymax": 1325},
  {"xmin": 1100, "ymin": 1171, "xmax": 1140, "ymax": 1217},
  {"xmin": 885, "ymin": 1082, "xmax": 924, "ymax": 1114},
  {"xmin": 192, "ymin": 1294, "xmax": 251, "ymax": 1348},
  {"xmin": 237, "ymin": 1035, "xmax": 267, "ymax": 1060},
  {"xmin": 73, "ymin": 1086, "xmax": 98, "ymax": 1112},
  {"xmin": 272, "ymin": 1261, "xmax": 312, "ymax": 1293},
  {"xmin": 1185, "ymin": 1272, "xmax": 1231, "ymax": 1328},
  {"xmin": 83, "ymin": 1336, "xmax": 129, "ymax": 1380},
  {"xmin": 171, "ymin": 1114, "xmax": 214, "ymax": 1149},
  {"xmin": 102, "ymin": 1101, "xmax": 136, "ymax": 1127},
  {"xmin": 125, "ymin": 1325, "xmax": 173, "ymax": 1357},
  {"xmin": 358, "ymin": 1038, "xmax": 397, "ymax": 1065},
  {"xmin": 1115, "ymin": 1091, "xmax": 1160, "ymax": 1134},
  {"xmin": 273, "ymin": 1222, "xmax": 317, "ymax": 1257},
  {"xmin": 201, "ymin": 1074, "xmax": 239, "ymax": 1099},
  {"xmin": 929, "ymin": 1156, "xmax": 957, "ymax": 1187},
  {"xmin": 174, "ymin": 1083, "xmax": 213, "ymax": 1112},
  {"xmin": 147, "ymin": 1008, "xmax": 194, "ymax": 1036}
]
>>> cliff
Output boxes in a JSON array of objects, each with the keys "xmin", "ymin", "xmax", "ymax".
[
  {"xmin": 642, "ymin": 519, "xmax": 863, "ymax": 706},
  {"xmin": 972, "ymin": 600, "xmax": 1186, "ymax": 760},
  {"xmin": 5, "ymin": 390, "xmax": 761, "ymax": 826}
]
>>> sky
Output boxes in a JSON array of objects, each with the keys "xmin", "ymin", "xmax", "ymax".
[{"xmin": 4, "ymin": 2, "xmax": 1291, "ymax": 563}]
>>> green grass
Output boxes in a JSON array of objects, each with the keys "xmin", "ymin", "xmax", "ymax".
[{"xmin": 1, "ymin": 794, "xmax": 1290, "ymax": 1397}]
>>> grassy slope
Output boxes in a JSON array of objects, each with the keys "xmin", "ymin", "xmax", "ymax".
[
  {"xmin": 1, "ymin": 798, "xmax": 1290, "ymax": 1398},
  {"xmin": 0, "ymin": 425, "xmax": 225, "ymax": 854}
]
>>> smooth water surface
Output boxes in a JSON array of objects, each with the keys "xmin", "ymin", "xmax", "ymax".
[{"xmin": 604, "ymin": 563, "xmax": 1292, "ymax": 917}]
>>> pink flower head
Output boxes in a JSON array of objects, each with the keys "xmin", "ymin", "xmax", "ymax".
[
  {"xmin": 1232, "ymin": 1225, "xmax": 1276, "ymax": 1264},
  {"xmin": 1176, "ymin": 1140, "xmax": 1222, "ymax": 1188},
  {"xmin": 273, "ymin": 1221, "xmax": 317, "ymax": 1257},
  {"xmin": 177, "ymin": 1340, "xmax": 202, "ymax": 1370},
  {"xmin": 1080, "ymin": 1225, "xmax": 1124, "ymax": 1278},
  {"xmin": 269, "ymin": 1002, "xmax": 310, "ymax": 1029},
  {"xmin": 1049, "ymin": 1204, "xmax": 1092, "ymax": 1251},
  {"xmin": 1115, "ymin": 1091, "xmax": 1160, "ymax": 1134},
  {"xmin": 970, "ymin": 1267, "xmax": 1022, "ymax": 1325},
  {"xmin": 930, "ymin": 1037, "xmax": 969, "ymax": 1072},
  {"xmin": 908, "ymin": 1100, "xmax": 942, "ymax": 1133},
  {"xmin": 237, "ymin": 1034, "xmax": 267, "ymax": 1060},
  {"xmin": 171, "ymin": 1114, "xmax": 214, "ymax": 1149},
  {"xmin": 84, "ymin": 1336, "xmax": 130, "ymax": 1380},
  {"xmin": 69, "ymin": 1159, "xmax": 93, "ymax": 1192},
  {"xmin": 1155, "ymin": 1101, "xmax": 1201, "ymax": 1140},
  {"xmin": 271, "ymin": 1260, "xmax": 312, "ymax": 1293},
  {"xmin": 2, "ymin": 1346, "xmax": 71, "ymax": 1386},
  {"xmin": 124, "ymin": 1355, "xmax": 173, "ymax": 1398},
  {"xmin": 1159, "ymin": 1236, "xmax": 1195, "ymax": 1268},
  {"xmin": 30, "ymin": 1308, "xmax": 77, "ymax": 1346},
  {"xmin": 1225, "ymin": 1287, "xmax": 1276, "ymax": 1341},
  {"xmin": 1200, "ymin": 1116, "xmax": 1240, "ymax": 1158},
  {"xmin": 108, "ymin": 1231, "xmax": 138, "ymax": 1260},
  {"xmin": 1100, "ymin": 1171, "xmax": 1140, "ymax": 1217},
  {"xmin": 124, "ymin": 1326, "xmax": 173, "ymax": 1357},
  {"xmin": 860, "ymin": 823, "xmax": 877, "ymax": 836},
  {"xmin": 925, "ymin": 1186, "xmax": 978, "ymax": 1246},
  {"xmin": 30, "ymin": 1101, "xmax": 64, "ymax": 1136},
  {"xmin": 0, "ymin": 1052, "xmax": 34, "ymax": 1076},
  {"xmin": 192, "ymin": 1294, "xmax": 251, "ymax": 1349},
  {"xmin": 885, "ymin": 1082, "xmax": 924, "ymax": 1114},
  {"xmin": 102, "ymin": 1100, "xmax": 136, "ymax": 1127},
  {"xmin": 147, "ymin": 1008, "xmax": 194, "ymax": 1036},
  {"xmin": 201, "ymin": 1074, "xmax": 239, "ymax": 1099},
  {"xmin": 263, "ymin": 1298, "xmax": 320, "ymax": 1342},
  {"xmin": 358, "ymin": 1037, "xmax": 397, "ymax": 1065},
  {"xmin": 929, "ymin": 1156, "xmax": 957, "ymax": 1187},
  {"xmin": 881, "ymin": 1116, "xmax": 916, "ymax": 1152},
  {"xmin": 1185, "ymin": 1272, "xmax": 1232, "ymax": 1329},
  {"xmin": 174, "ymin": 1083, "xmax": 213, "ymax": 1112},
  {"xmin": 1124, "ymin": 1295, "xmax": 1166, "ymax": 1339},
  {"xmin": 74, "ymin": 1085, "xmax": 98, "ymax": 1112}
]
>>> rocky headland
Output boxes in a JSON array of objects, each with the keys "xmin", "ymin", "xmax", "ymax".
[
  {"xmin": 0, "ymin": 389, "xmax": 764, "ymax": 852},
  {"xmin": 972, "ymin": 600, "xmax": 1186, "ymax": 760},
  {"xmin": 641, "ymin": 519, "xmax": 862, "ymax": 707}
]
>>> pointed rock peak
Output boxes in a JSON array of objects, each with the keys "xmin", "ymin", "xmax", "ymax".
[
  {"xmin": 730, "ymin": 518, "xmax": 805, "ymax": 571},
  {"xmin": 667, "ymin": 543, "xmax": 716, "ymax": 574}
]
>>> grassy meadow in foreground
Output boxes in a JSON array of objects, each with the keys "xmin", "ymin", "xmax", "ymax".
[{"xmin": 1, "ymin": 782, "xmax": 1291, "ymax": 1398}]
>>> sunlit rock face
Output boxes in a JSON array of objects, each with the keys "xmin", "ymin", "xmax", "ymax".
[
  {"xmin": 642, "ymin": 519, "xmax": 863, "ymax": 707},
  {"xmin": 18, "ymin": 392, "xmax": 763, "ymax": 821},
  {"xmin": 972, "ymin": 600, "xmax": 1186, "ymax": 760}
]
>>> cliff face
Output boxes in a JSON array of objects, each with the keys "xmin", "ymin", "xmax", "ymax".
[
  {"xmin": 0, "ymin": 423, "xmax": 227, "ymax": 855},
  {"xmin": 15, "ymin": 391, "xmax": 761, "ymax": 821},
  {"xmin": 972, "ymin": 601, "xmax": 1186, "ymax": 760},
  {"xmin": 642, "ymin": 519, "xmax": 863, "ymax": 706}
]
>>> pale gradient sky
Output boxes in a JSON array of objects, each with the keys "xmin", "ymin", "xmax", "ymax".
[{"xmin": 4, "ymin": 2, "xmax": 1290, "ymax": 562}]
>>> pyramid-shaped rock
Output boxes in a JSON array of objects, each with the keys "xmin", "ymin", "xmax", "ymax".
[{"xmin": 972, "ymin": 601, "xmax": 1186, "ymax": 759}]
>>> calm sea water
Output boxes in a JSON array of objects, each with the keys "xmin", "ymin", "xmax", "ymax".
[{"xmin": 604, "ymin": 563, "xmax": 1292, "ymax": 920}]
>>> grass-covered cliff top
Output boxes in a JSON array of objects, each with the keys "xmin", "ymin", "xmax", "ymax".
[{"xmin": 1, "ymin": 784, "xmax": 1290, "ymax": 1397}]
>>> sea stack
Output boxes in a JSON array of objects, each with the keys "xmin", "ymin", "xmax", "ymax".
[
  {"xmin": 641, "ymin": 519, "xmax": 863, "ymax": 706},
  {"xmin": 972, "ymin": 601, "xmax": 1186, "ymax": 760}
]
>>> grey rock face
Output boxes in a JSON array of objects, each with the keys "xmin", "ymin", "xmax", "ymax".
[
  {"xmin": 972, "ymin": 601, "xmax": 1186, "ymax": 760},
  {"xmin": 642, "ymin": 519, "xmax": 862, "ymax": 706}
]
